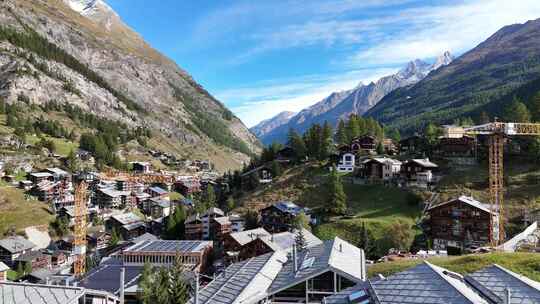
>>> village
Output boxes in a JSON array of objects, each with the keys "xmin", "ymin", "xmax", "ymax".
[{"xmin": 1, "ymin": 120, "xmax": 540, "ymax": 304}]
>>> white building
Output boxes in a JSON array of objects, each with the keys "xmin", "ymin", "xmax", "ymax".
[{"xmin": 337, "ymin": 152, "xmax": 355, "ymax": 173}]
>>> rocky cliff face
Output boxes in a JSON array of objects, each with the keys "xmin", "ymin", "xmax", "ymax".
[
  {"xmin": 0, "ymin": 0, "xmax": 260, "ymax": 171},
  {"xmin": 250, "ymin": 111, "xmax": 296, "ymax": 139},
  {"xmin": 255, "ymin": 53, "xmax": 453, "ymax": 144}
]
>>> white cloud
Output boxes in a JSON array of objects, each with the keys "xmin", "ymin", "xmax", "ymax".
[
  {"xmin": 350, "ymin": 0, "xmax": 540, "ymax": 64},
  {"xmin": 218, "ymin": 68, "xmax": 398, "ymax": 127}
]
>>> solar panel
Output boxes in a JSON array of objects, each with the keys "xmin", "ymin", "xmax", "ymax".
[
  {"xmin": 348, "ymin": 290, "xmax": 370, "ymax": 304},
  {"xmin": 300, "ymin": 257, "xmax": 315, "ymax": 270}
]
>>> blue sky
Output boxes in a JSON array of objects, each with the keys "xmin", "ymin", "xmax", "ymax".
[{"xmin": 107, "ymin": 0, "xmax": 540, "ymax": 127}]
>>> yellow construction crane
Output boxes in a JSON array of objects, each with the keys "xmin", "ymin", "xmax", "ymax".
[
  {"xmin": 73, "ymin": 181, "xmax": 88, "ymax": 277},
  {"xmin": 463, "ymin": 122, "xmax": 540, "ymax": 246}
]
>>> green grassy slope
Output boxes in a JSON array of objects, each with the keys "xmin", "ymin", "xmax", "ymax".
[{"xmin": 367, "ymin": 252, "xmax": 540, "ymax": 281}]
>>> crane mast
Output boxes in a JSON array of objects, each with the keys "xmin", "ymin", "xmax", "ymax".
[
  {"xmin": 463, "ymin": 122, "xmax": 540, "ymax": 246},
  {"xmin": 73, "ymin": 181, "xmax": 88, "ymax": 277}
]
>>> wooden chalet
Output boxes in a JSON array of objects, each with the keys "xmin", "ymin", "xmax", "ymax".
[
  {"xmin": 361, "ymin": 157, "xmax": 402, "ymax": 180},
  {"xmin": 399, "ymin": 135, "xmax": 424, "ymax": 154},
  {"xmin": 14, "ymin": 251, "xmax": 51, "ymax": 271},
  {"xmin": 426, "ymin": 196, "xmax": 499, "ymax": 251},
  {"xmin": 185, "ymin": 214, "xmax": 203, "ymax": 240},
  {"xmin": 210, "ymin": 217, "xmax": 232, "ymax": 243},
  {"xmin": 260, "ymin": 201, "xmax": 311, "ymax": 233},
  {"xmin": 351, "ymin": 135, "xmax": 378, "ymax": 153},
  {"xmin": 438, "ymin": 135, "xmax": 475, "ymax": 157}
]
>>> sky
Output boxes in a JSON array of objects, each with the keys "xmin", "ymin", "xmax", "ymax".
[{"xmin": 106, "ymin": 0, "xmax": 540, "ymax": 127}]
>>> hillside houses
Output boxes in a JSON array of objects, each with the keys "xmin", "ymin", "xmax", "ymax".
[
  {"xmin": 261, "ymin": 201, "xmax": 312, "ymax": 233},
  {"xmin": 425, "ymin": 196, "xmax": 499, "ymax": 251}
]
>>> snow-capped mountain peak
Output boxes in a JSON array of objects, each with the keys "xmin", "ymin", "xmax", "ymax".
[
  {"xmin": 64, "ymin": 0, "xmax": 115, "ymax": 17},
  {"xmin": 432, "ymin": 51, "xmax": 455, "ymax": 70}
]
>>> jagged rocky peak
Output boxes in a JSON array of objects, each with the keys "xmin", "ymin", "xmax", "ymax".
[
  {"xmin": 397, "ymin": 59, "xmax": 431, "ymax": 79},
  {"xmin": 63, "ymin": 0, "xmax": 114, "ymax": 16},
  {"xmin": 432, "ymin": 51, "xmax": 454, "ymax": 70}
]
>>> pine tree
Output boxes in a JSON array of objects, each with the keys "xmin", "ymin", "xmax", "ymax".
[
  {"xmin": 295, "ymin": 228, "xmax": 307, "ymax": 251},
  {"xmin": 504, "ymin": 97, "xmax": 531, "ymax": 122},
  {"xmin": 288, "ymin": 128, "xmax": 307, "ymax": 163},
  {"xmin": 270, "ymin": 160, "xmax": 281, "ymax": 177},
  {"xmin": 346, "ymin": 114, "xmax": 360, "ymax": 141},
  {"xmin": 66, "ymin": 149, "xmax": 78, "ymax": 172},
  {"xmin": 326, "ymin": 166, "xmax": 347, "ymax": 215},
  {"xmin": 110, "ymin": 227, "xmax": 121, "ymax": 246},
  {"xmin": 336, "ymin": 119, "xmax": 348, "ymax": 145},
  {"xmin": 226, "ymin": 196, "xmax": 235, "ymax": 213},
  {"xmin": 479, "ymin": 111, "xmax": 491, "ymax": 124},
  {"xmin": 139, "ymin": 263, "xmax": 154, "ymax": 304},
  {"xmin": 321, "ymin": 121, "xmax": 333, "ymax": 160},
  {"xmin": 169, "ymin": 257, "xmax": 191, "ymax": 303}
]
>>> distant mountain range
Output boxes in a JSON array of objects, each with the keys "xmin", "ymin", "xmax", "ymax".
[
  {"xmin": 252, "ymin": 52, "xmax": 454, "ymax": 144},
  {"xmin": 366, "ymin": 18, "xmax": 540, "ymax": 133}
]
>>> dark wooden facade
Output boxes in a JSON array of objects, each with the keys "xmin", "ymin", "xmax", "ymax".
[
  {"xmin": 185, "ymin": 216, "xmax": 203, "ymax": 240},
  {"xmin": 426, "ymin": 198, "xmax": 496, "ymax": 249},
  {"xmin": 438, "ymin": 136, "xmax": 475, "ymax": 156},
  {"xmin": 351, "ymin": 136, "xmax": 378, "ymax": 153}
]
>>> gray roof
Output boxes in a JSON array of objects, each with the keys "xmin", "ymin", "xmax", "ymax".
[
  {"xmin": 214, "ymin": 216, "xmax": 231, "ymax": 226},
  {"xmin": 0, "ymin": 236, "xmax": 35, "ymax": 254},
  {"xmin": 0, "ymin": 282, "xmax": 84, "ymax": 304},
  {"xmin": 428, "ymin": 196, "xmax": 497, "ymax": 215},
  {"xmin": 410, "ymin": 158, "xmax": 438, "ymax": 168},
  {"xmin": 269, "ymin": 237, "xmax": 365, "ymax": 294},
  {"xmin": 123, "ymin": 240, "xmax": 212, "ymax": 254},
  {"xmin": 131, "ymin": 232, "xmax": 159, "ymax": 244},
  {"xmin": 202, "ymin": 207, "xmax": 225, "ymax": 217},
  {"xmin": 260, "ymin": 228, "xmax": 322, "ymax": 252},
  {"xmin": 187, "ymin": 251, "xmax": 287, "ymax": 304},
  {"xmin": 150, "ymin": 198, "xmax": 172, "ymax": 208},
  {"xmin": 111, "ymin": 212, "xmax": 143, "ymax": 225},
  {"xmin": 370, "ymin": 261, "xmax": 488, "ymax": 304},
  {"xmin": 0, "ymin": 262, "xmax": 9, "ymax": 272},
  {"xmin": 228, "ymin": 228, "xmax": 271, "ymax": 246},
  {"xmin": 189, "ymin": 237, "xmax": 364, "ymax": 304},
  {"xmin": 78, "ymin": 258, "xmax": 142, "ymax": 295},
  {"xmin": 322, "ymin": 283, "xmax": 371, "ymax": 304},
  {"xmin": 465, "ymin": 264, "xmax": 540, "ymax": 304}
]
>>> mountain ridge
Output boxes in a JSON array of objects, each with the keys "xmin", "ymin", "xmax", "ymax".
[
  {"xmin": 0, "ymin": 0, "xmax": 260, "ymax": 171},
  {"xmin": 254, "ymin": 53, "xmax": 453, "ymax": 144},
  {"xmin": 365, "ymin": 18, "xmax": 540, "ymax": 133}
]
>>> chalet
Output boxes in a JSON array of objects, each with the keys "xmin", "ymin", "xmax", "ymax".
[
  {"xmin": 185, "ymin": 214, "xmax": 204, "ymax": 240},
  {"xmin": 131, "ymin": 161, "xmax": 152, "ymax": 173},
  {"xmin": 426, "ymin": 196, "xmax": 499, "ymax": 251},
  {"xmin": 201, "ymin": 207, "xmax": 225, "ymax": 240},
  {"xmin": 0, "ymin": 262, "xmax": 8, "ymax": 281},
  {"xmin": 336, "ymin": 152, "xmax": 355, "ymax": 173},
  {"xmin": 223, "ymin": 228, "xmax": 271, "ymax": 254},
  {"xmin": 0, "ymin": 236, "xmax": 36, "ymax": 267},
  {"xmin": 351, "ymin": 135, "xmax": 378, "ymax": 153},
  {"xmin": 399, "ymin": 134, "xmax": 424, "ymax": 154},
  {"xmin": 31, "ymin": 180, "xmax": 62, "ymax": 201},
  {"xmin": 211, "ymin": 217, "xmax": 232, "ymax": 242},
  {"xmin": 260, "ymin": 201, "xmax": 311, "ymax": 233},
  {"xmin": 28, "ymin": 172, "xmax": 52, "ymax": 184},
  {"xmin": 361, "ymin": 157, "xmax": 402, "ymax": 180},
  {"xmin": 45, "ymin": 168, "xmax": 70, "ymax": 181},
  {"xmin": 96, "ymin": 188, "xmax": 130, "ymax": 209},
  {"xmin": 241, "ymin": 165, "xmax": 273, "ymax": 187},
  {"xmin": 149, "ymin": 197, "xmax": 173, "ymax": 219},
  {"xmin": 275, "ymin": 147, "xmax": 296, "ymax": 163},
  {"xmin": 18, "ymin": 180, "xmax": 33, "ymax": 190},
  {"xmin": 14, "ymin": 250, "xmax": 51, "ymax": 271},
  {"xmin": 57, "ymin": 206, "xmax": 88, "ymax": 227},
  {"xmin": 87, "ymin": 232, "xmax": 111, "ymax": 251},
  {"xmin": 188, "ymin": 237, "xmax": 366, "ymax": 304},
  {"xmin": 50, "ymin": 250, "xmax": 67, "ymax": 267},
  {"xmin": 382, "ymin": 138, "xmax": 398, "ymax": 155},
  {"xmin": 146, "ymin": 186, "xmax": 168, "ymax": 198},
  {"xmin": 229, "ymin": 213, "xmax": 245, "ymax": 233},
  {"xmin": 438, "ymin": 135, "xmax": 475, "ymax": 157},
  {"xmin": 106, "ymin": 212, "xmax": 146, "ymax": 240},
  {"xmin": 174, "ymin": 178, "xmax": 201, "ymax": 196},
  {"xmin": 401, "ymin": 158, "xmax": 438, "ymax": 186}
]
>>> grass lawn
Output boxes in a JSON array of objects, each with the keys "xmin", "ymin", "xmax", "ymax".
[
  {"xmin": 26, "ymin": 135, "xmax": 78, "ymax": 156},
  {"xmin": 367, "ymin": 252, "xmax": 540, "ymax": 281},
  {"xmin": 0, "ymin": 186, "xmax": 54, "ymax": 236},
  {"xmin": 315, "ymin": 184, "xmax": 421, "ymax": 245}
]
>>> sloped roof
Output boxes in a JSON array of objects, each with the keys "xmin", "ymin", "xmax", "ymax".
[
  {"xmin": 123, "ymin": 240, "xmax": 212, "ymax": 254},
  {"xmin": 202, "ymin": 207, "xmax": 225, "ymax": 217},
  {"xmin": 269, "ymin": 237, "xmax": 364, "ymax": 294},
  {"xmin": 0, "ymin": 282, "xmax": 85, "ymax": 304},
  {"xmin": 228, "ymin": 228, "xmax": 271, "ymax": 246},
  {"xmin": 368, "ymin": 157, "xmax": 402, "ymax": 165},
  {"xmin": 131, "ymin": 232, "xmax": 158, "ymax": 244},
  {"xmin": 0, "ymin": 262, "xmax": 9, "ymax": 272},
  {"xmin": 260, "ymin": 228, "xmax": 322, "ymax": 252},
  {"xmin": 148, "ymin": 186, "xmax": 168, "ymax": 195},
  {"xmin": 370, "ymin": 261, "xmax": 488, "ymax": 304},
  {"xmin": 0, "ymin": 236, "xmax": 35, "ymax": 254},
  {"xmin": 214, "ymin": 216, "xmax": 231, "ymax": 226},
  {"xmin": 322, "ymin": 283, "xmax": 371, "ymax": 304},
  {"xmin": 409, "ymin": 158, "xmax": 438, "ymax": 168},
  {"xmin": 187, "ymin": 251, "xmax": 287, "ymax": 304},
  {"xmin": 78, "ymin": 258, "xmax": 142, "ymax": 295},
  {"xmin": 111, "ymin": 212, "xmax": 143, "ymax": 225},
  {"xmin": 465, "ymin": 264, "xmax": 540, "ymax": 304},
  {"xmin": 428, "ymin": 196, "xmax": 497, "ymax": 215}
]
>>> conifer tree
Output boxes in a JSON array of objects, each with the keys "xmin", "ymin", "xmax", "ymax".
[
  {"xmin": 325, "ymin": 166, "xmax": 347, "ymax": 215},
  {"xmin": 336, "ymin": 119, "xmax": 348, "ymax": 145}
]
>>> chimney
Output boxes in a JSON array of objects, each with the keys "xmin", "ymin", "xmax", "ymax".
[
  {"xmin": 504, "ymin": 288, "xmax": 511, "ymax": 304},
  {"xmin": 293, "ymin": 245, "xmax": 298, "ymax": 273},
  {"xmin": 360, "ymin": 249, "xmax": 367, "ymax": 281},
  {"xmin": 339, "ymin": 244, "xmax": 343, "ymax": 252},
  {"xmin": 120, "ymin": 267, "xmax": 125, "ymax": 304}
]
